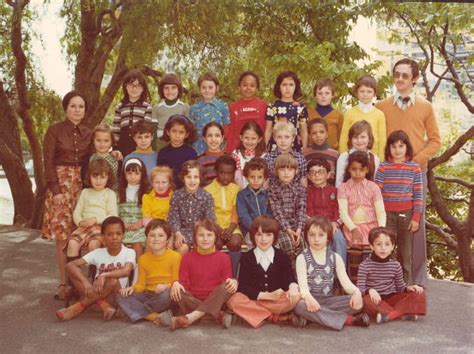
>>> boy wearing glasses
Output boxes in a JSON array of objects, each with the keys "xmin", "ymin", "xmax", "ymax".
[
  {"xmin": 306, "ymin": 158, "xmax": 347, "ymax": 265},
  {"xmin": 302, "ymin": 118, "xmax": 339, "ymax": 185},
  {"xmin": 376, "ymin": 58, "xmax": 440, "ymax": 287}
]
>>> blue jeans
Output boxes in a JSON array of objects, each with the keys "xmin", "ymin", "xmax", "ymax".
[
  {"xmin": 331, "ymin": 228, "xmax": 347, "ymax": 265},
  {"xmin": 116, "ymin": 288, "xmax": 172, "ymax": 323}
]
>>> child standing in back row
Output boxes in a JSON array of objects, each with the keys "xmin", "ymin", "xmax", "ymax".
[
  {"xmin": 226, "ymin": 71, "xmax": 267, "ymax": 153},
  {"xmin": 339, "ymin": 75, "xmax": 386, "ymax": 159},
  {"xmin": 375, "ymin": 130, "xmax": 423, "ymax": 286},
  {"xmin": 152, "ymin": 73, "xmax": 190, "ymax": 151},
  {"xmin": 189, "ymin": 72, "xmax": 230, "ymax": 155},
  {"xmin": 113, "ymin": 69, "xmax": 153, "ymax": 157},
  {"xmin": 265, "ymin": 71, "xmax": 308, "ymax": 152},
  {"xmin": 308, "ymin": 78, "xmax": 344, "ymax": 150}
]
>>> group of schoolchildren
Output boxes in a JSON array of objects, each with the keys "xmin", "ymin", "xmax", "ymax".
[{"xmin": 55, "ymin": 68, "xmax": 426, "ymax": 331}]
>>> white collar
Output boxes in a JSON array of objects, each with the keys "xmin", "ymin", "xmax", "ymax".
[
  {"xmin": 358, "ymin": 101, "xmax": 374, "ymax": 113},
  {"xmin": 393, "ymin": 91, "xmax": 416, "ymax": 105},
  {"xmin": 126, "ymin": 184, "xmax": 139, "ymax": 202},
  {"xmin": 157, "ymin": 99, "xmax": 184, "ymax": 108},
  {"xmin": 254, "ymin": 247, "xmax": 275, "ymax": 271}
]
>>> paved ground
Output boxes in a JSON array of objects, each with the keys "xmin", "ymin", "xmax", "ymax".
[{"xmin": 0, "ymin": 226, "xmax": 473, "ymax": 353}]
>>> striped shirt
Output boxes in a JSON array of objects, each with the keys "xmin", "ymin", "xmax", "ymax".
[
  {"xmin": 374, "ymin": 161, "xmax": 423, "ymax": 222},
  {"xmin": 197, "ymin": 151, "xmax": 227, "ymax": 186},
  {"xmin": 357, "ymin": 255, "xmax": 406, "ymax": 296}
]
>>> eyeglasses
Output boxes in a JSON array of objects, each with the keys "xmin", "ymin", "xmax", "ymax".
[
  {"xmin": 393, "ymin": 72, "xmax": 411, "ymax": 80},
  {"xmin": 126, "ymin": 83, "xmax": 143, "ymax": 90},
  {"xmin": 308, "ymin": 169, "xmax": 327, "ymax": 176}
]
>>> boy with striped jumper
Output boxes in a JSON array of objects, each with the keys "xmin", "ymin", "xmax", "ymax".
[{"xmin": 357, "ymin": 227, "xmax": 426, "ymax": 324}]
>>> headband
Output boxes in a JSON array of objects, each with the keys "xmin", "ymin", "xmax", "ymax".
[{"xmin": 124, "ymin": 158, "xmax": 143, "ymax": 169}]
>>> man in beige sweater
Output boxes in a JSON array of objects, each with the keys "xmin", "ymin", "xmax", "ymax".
[{"xmin": 376, "ymin": 58, "xmax": 441, "ymax": 287}]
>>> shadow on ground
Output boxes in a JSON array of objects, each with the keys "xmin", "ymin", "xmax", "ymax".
[{"xmin": 0, "ymin": 227, "xmax": 472, "ymax": 353}]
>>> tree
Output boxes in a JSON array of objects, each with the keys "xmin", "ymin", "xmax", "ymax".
[{"xmin": 377, "ymin": 2, "xmax": 474, "ymax": 282}]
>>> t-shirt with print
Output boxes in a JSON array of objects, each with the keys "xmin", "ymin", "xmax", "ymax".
[{"xmin": 82, "ymin": 245, "xmax": 136, "ymax": 288}]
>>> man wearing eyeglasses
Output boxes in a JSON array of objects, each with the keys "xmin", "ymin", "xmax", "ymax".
[{"xmin": 376, "ymin": 58, "xmax": 441, "ymax": 287}]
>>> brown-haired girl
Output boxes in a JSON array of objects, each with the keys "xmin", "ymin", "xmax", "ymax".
[
  {"xmin": 156, "ymin": 115, "xmax": 198, "ymax": 188},
  {"xmin": 335, "ymin": 120, "xmax": 379, "ymax": 187},
  {"xmin": 227, "ymin": 216, "xmax": 301, "ymax": 328},
  {"xmin": 169, "ymin": 218, "xmax": 237, "ymax": 330},
  {"xmin": 118, "ymin": 158, "xmax": 150, "ymax": 259},
  {"xmin": 152, "ymin": 73, "xmax": 190, "ymax": 151},
  {"xmin": 113, "ymin": 69, "xmax": 153, "ymax": 156},
  {"xmin": 66, "ymin": 159, "xmax": 118, "ymax": 263},
  {"xmin": 339, "ymin": 75, "xmax": 386, "ymax": 159},
  {"xmin": 264, "ymin": 71, "xmax": 308, "ymax": 152},
  {"xmin": 168, "ymin": 161, "xmax": 215, "ymax": 254}
]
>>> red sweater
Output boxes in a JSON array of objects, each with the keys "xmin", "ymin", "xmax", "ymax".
[
  {"xmin": 226, "ymin": 98, "xmax": 267, "ymax": 153},
  {"xmin": 179, "ymin": 250, "xmax": 232, "ymax": 300},
  {"xmin": 307, "ymin": 184, "xmax": 339, "ymax": 222}
]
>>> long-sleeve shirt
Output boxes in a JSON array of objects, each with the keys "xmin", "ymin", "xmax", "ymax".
[
  {"xmin": 236, "ymin": 186, "xmax": 272, "ymax": 235},
  {"xmin": 134, "ymin": 249, "xmax": 182, "ymax": 292},
  {"xmin": 263, "ymin": 149, "xmax": 307, "ymax": 186},
  {"xmin": 113, "ymin": 100, "xmax": 152, "ymax": 156},
  {"xmin": 168, "ymin": 188, "xmax": 215, "ymax": 243},
  {"xmin": 238, "ymin": 247, "xmax": 295, "ymax": 300},
  {"xmin": 375, "ymin": 160, "xmax": 423, "ymax": 222},
  {"xmin": 179, "ymin": 250, "xmax": 232, "ymax": 300},
  {"xmin": 357, "ymin": 254, "xmax": 406, "ymax": 296},
  {"xmin": 308, "ymin": 107, "xmax": 344, "ymax": 150},
  {"xmin": 156, "ymin": 144, "xmax": 198, "ymax": 188},
  {"xmin": 142, "ymin": 189, "xmax": 173, "ymax": 220},
  {"xmin": 375, "ymin": 95, "xmax": 441, "ymax": 169},
  {"xmin": 204, "ymin": 179, "xmax": 240, "ymax": 230},
  {"xmin": 268, "ymin": 179, "xmax": 306, "ymax": 231},
  {"xmin": 43, "ymin": 119, "xmax": 92, "ymax": 195},
  {"xmin": 337, "ymin": 178, "xmax": 386, "ymax": 230},
  {"xmin": 296, "ymin": 247, "xmax": 358, "ymax": 297},
  {"xmin": 189, "ymin": 98, "xmax": 230, "ymax": 155},
  {"xmin": 339, "ymin": 106, "xmax": 387, "ymax": 159},
  {"xmin": 307, "ymin": 184, "xmax": 339, "ymax": 222},
  {"xmin": 73, "ymin": 188, "xmax": 118, "ymax": 225}
]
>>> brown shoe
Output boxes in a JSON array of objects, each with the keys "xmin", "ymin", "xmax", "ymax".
[{"xmin": 171, "ymin": 315, "xmax": 190, "ymax": 331}]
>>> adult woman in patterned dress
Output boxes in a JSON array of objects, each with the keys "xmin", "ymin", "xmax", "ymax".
[{"xmin": 42, "ymin": 91, "xmax": 92, "ymax": 300}]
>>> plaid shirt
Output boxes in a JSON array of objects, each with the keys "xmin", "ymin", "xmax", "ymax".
[
  {"xmin": 264, "ymin": 149, "xmax": 307, "ymax": 186},
  {"xmin": 268, "ymin": 179, "xmax": 306, "ymax": 231}
]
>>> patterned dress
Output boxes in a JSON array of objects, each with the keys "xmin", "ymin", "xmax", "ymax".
[
  {"xmin": 119, "ymin": 189, "xmax": 145, "ymax": 245},
  {"xmin": 266, "ymin": 100, "xmax": 308, "ymax": 151}
]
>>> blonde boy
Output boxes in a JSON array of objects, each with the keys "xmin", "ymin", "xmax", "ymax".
[{"xmin": 263, "ymin": 121, "xmax": 307, "ymax": 186}]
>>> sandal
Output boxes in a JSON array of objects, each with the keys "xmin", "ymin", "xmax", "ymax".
[{"xmin": 54, "ymin": 284, "xmax": 67, "ymax": 301}]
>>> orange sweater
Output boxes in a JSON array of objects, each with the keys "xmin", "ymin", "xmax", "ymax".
[
  {"xmin": 375, "ymin": 96, "xmax": 440, "ymax": 169},
  {"xmin": 308, "ymin": 108, "xmax": 344, "ymax": 150}
]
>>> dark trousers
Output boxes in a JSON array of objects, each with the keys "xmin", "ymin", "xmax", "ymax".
[
  {"xmin": 387, "ymin": 209, "xmax": 414, "ymax": 285},
  {"xmin": 177, "ymin": 283, "xmax": 231, "ymax": 318}
]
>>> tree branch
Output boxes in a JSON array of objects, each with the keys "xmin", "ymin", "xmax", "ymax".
[
  {"xmin": 426, "ymin": 222, "xmax": 458, "ymax": 250},
  {"xmin": 435, "ymin": 176, "xmax": 474, "ymax": 189},
  {"xmin": 430, "ymin": 126, "xmax": 474, "ymax": 168}
]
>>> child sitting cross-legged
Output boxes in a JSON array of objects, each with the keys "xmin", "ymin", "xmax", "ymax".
[
  {"xmin": 116, "ymin": 219, "xmax": 181, "ymax": 325},
  {"xmin": 170, "ymin": 218, "xmax": 237, "ymax": 330},
  {"xmin": 56, "ymin": 216, "xmax": 136, "ymax": 321},
  {"xmin": 306, "ymin": 158, "xmax": 347, "ymax": 265},
  {"xmin": 204, "ymin": 155, "xmax": 243, "ymax": 276},
  {"xmin": 268, "ymin": 153, "xmax": 307, "ymax": 273},
  {"xmin": 236, "ymin": 157, "xmax": 272, "ymax": 238},
  {"xmin": 294, "ymin": 216, "xmax": 370, "ymax": 330},
  {"xmin": 227, "ymin": 216, "xmax": 302, "ymax": 328},
  {"xmin": 357, "ymin": 227, "xmax": 426, "ymax": 324}
]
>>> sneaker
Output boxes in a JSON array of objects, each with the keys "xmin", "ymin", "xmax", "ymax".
[
  {"xmin": 217, "ymin": 311, "xmax": 232, "ymax": 329},
  {"xmin": 289, "ymin": 313, "xmax": 307, "ymax": 327},
  {"xmin": 401, "ymin": 314, "xmax": 418, "ymax": 321},
  {"xmin": 353, "ymin": 313, "xmax": 370, "ymax": 327},
  {"xmin": 376, "ymin": 313, "xmax": 390, "ymax": 324},
  {"xmin": 171, "ymin": 315, "xmax": 190, "ymax": 331},
  {"xmin": 55, "ymin": 304, "xmax": 83, "ymax": 321},
  {"xmin": 155, "ymin": 309, "xmax": 173, "ymax": 327}
]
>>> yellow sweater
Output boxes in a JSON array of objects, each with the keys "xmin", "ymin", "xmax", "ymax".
[
  {"xmin": 134, "ymin": 249, "xmax": 181, "ymax": 292},
  {"xmin": 308, "ymin": 108, "xmax": 344, "ymax": 150},
  {"xmin": 142, "ymin": 189, "xmax": 172, "ymax": 220},
  {"xmin": 204, "ymin": 179, "xmax": 241, "ymax": 235},
  {"xmin": 339, "ymin": 106, "xmax": 387, "ymax": 159},
  {"xmin": 376, "ymin": 96, "xmax": 441, "ymax": 169}
]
